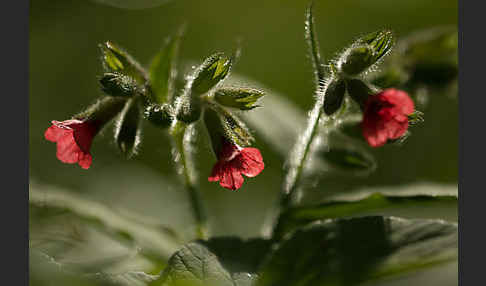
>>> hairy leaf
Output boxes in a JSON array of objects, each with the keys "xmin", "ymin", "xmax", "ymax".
[{"xmin": 259, "ymin": 216, "xmax": 457, "ymax": 286}]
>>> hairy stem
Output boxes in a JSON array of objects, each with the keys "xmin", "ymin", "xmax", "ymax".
[
  {"xmin": 279, "ymin": 2, "xmax": 329, "ymax": 210},
  {"xmin": 170, "ymin": 121, "xmax": 208, "ymax": 239}
]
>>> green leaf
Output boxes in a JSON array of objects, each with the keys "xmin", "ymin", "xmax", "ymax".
[
  {"xmin": 214, "ymin": 87, "xmax": 265, "ymax": 110},
  {"xmin": 90, "ymin": 271, "xmax": 160, "ymax": 286},
  {"xmin": 157, "ymin": 238, "xmax": 271, "ymax": 286},
  {"xmin": 114, "ymin": 97, "xmax": 143, "ymax": 158},
  {"xmin": 100, "ymin": 41, "xmax": 147, "ymax": 83},
  {"xmin": 29, "ymin": 182, "xmax": 181, "ymax": 263},
  {"xmin": 149, "ymin": 30, "xmax": 183, "ymax": 104},
  {"xmin": 273, "ymin": 193, "xmax": 457, "ymax": 239},
  {"xmin": 259, "ymin": 216, "xmax": 457, "ymax": 286}
]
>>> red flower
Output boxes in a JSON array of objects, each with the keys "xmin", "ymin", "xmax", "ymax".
[
  {"xmin": 208, "ymin": 139, "xmax": 264, "ymax": 190},
  {"xmin": 362, "ymin": 88, "xmax": 415, "ymax": 147},
  {"xmin": 44, "ymin": 119, "xmax": 101, "ymax": 169}
]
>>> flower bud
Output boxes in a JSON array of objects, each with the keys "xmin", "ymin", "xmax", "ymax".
[
  {"xmin": 203, "ymin": 104, "xmax": 254, "ymax": 156},
  {"xmin": 191, "ymin": 53, "xmax": 232, "ymax": 95},
  {"xmin": 175, "ymin": 95, "xmax": 202, "ymax": 123},
  {"xmin": 99, "ymin": 41, "xmax": 147, "ymax": 83},
  {"xmin": 144, "ymin": 103, "xmax": 174, "ymax": 128},
  {"xmin": 338, "ymin": 29, "xmax": 394, "ymax": 76},
  {"xmin": 114, "ymin": 97, "xmax": 143, "ymax": 158},
  {"xmin": 213, "ymin": 87, "xmax": 264, "ymax": 110},
  {"xmin": 323, "ymin": 78, "xmax": 346, "ymax": 115},
  {"xmin": 100, "ymin": 72, "xmax": 142, "ymax": 97},
  {"xmin": 345, "ymin": 79, "xmax": 375, "ymax": 109}
]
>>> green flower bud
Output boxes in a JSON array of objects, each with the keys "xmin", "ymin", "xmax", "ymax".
[
  {"xmin": 144, "ymin": 103, "xmax": 174, "ymax": 128},
  {"xmin": 338, "ymin": 29, "xmax": 394, "ymax": 76},
  {"xmin": 203, "ymin": 104, "xmax": 254, "ymax": 155},
  {"xmin": 323, "ymin": 78, "xmax": 346, "ymax": 115},
  {"xmin": 191, "ymin": 53, "xmax": 232, "ymax": 95},
  {"xmin": 345, "ymin": 79, "xmax": 376, "ymax": 109},
  {"xmin": 114, "ymin": 97, "xmax": 143, "ymax": 158},
  {"xmin": 100, "ymin": 72, "xmax": 142, "ymax": 97},
  {"xmin": 213, "ymin": 87, "xmax": 264, "ymax": 110},
  {"xmin": 99, "ymin": 41, "xmax": 147, "ymax": 83}
]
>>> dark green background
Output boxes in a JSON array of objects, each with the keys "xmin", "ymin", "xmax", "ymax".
[{"xmin": 30, "ymin": 0, "xmax": 457, "ymax": 238}]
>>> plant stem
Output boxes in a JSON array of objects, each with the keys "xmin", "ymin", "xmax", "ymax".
[
  {"xmin": 280, "ymin": 91, "xmax": 326, "ymax": 210},
  {"xmin": 170, "ymin": 120, "xmax": 208, "ymax": 239}
]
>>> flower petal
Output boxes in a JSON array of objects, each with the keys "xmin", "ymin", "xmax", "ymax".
[
  {"xmin": 208, "ymin": 161, "xmax": 225, "ymax": 182},
  {"xmin": 78, "ymin": 152, "xmax": 93, "ymax": 169},
  {"xmin": 44, "ymin": 125, "xmax": 70, "ymax": 142},
  {"xmin": 239, "ymin": 148, "xmax": 264, "ymax": 177},
  {"xmin": 219, "ymin": 165, "xmax": 244, "ymax": 191}
]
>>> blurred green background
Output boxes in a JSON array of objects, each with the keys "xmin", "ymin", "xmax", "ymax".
[{"xmin": 29, "ymin": 0, "xmax": 457, "ymax": 241}]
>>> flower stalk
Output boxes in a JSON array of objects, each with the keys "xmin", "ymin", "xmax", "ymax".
[{"xmin": 169, "ymin": 120, "xmax": 208, "ymax": 239}]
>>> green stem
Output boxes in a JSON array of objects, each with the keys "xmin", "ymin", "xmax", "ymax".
[
  {"xmin": 170, "ymin": 121, "xmax": 208, "ymax": 239},
  {"xmin": 280, "ymin": 92, "xmax": 325, "ymax": 209}
]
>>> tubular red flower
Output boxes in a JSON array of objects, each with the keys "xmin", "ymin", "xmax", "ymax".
[
  {"xmin": 208, "ymin": 138, "xmax": 264, "ymax": 190},
  {"xmin": 44, "ymin": 119, "xmax": 101, "ymax": 169},
  {"xmin": 362, "ymin": 89, "xmax": 414, "ymax": 147}
]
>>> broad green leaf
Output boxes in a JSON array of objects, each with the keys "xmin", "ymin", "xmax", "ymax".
[
  {"xmin": 156, "ymin": 238, "xmax": 271, "ymax": 286},
  {"xmin": 29, "ymin": 182, "xmax": 181, "ymax": 263},
  {"xmin": 273, "ymin": 192, "xmax": 457, "ymax": 239},
  {"xmin": 149, "ymin": 31, "xmax": 183, "ymax": 104},
  {"xmin": 258, "ymin": 216, "xmax": 457, "ymax": 286},
  {"xmin": 90, "ymin": 271, "xmax": 160, "ymax": 286}
]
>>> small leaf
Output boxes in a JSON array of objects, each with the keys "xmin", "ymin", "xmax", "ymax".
[
  {"xmin": 274, "ymin": 193, "xmax": 457, "ymax": 239},
  {"xmin": 323, "ymin": 78, "xmax": 345, "ymax": 115},
  {"xmin": 214, "ymin": 87, "xmax": 265, "ymax": 110},
  {"xmin": 100, "ymin": 72, "xmax": 143, "ymax": 97},
  {"xmin": 149, "ymin": 29, "xmax": 183, "ymax": 104},
  {"xmin": 100, "ymin": 41, "xmax": 147, "ymax": 83},
  {"xmin": 114, "ymin": 97, "xmax": 143, "ymax": 158},
  {"xmin": 259, "ymin": 216, "xmax": 457, "ymax": 286}
]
